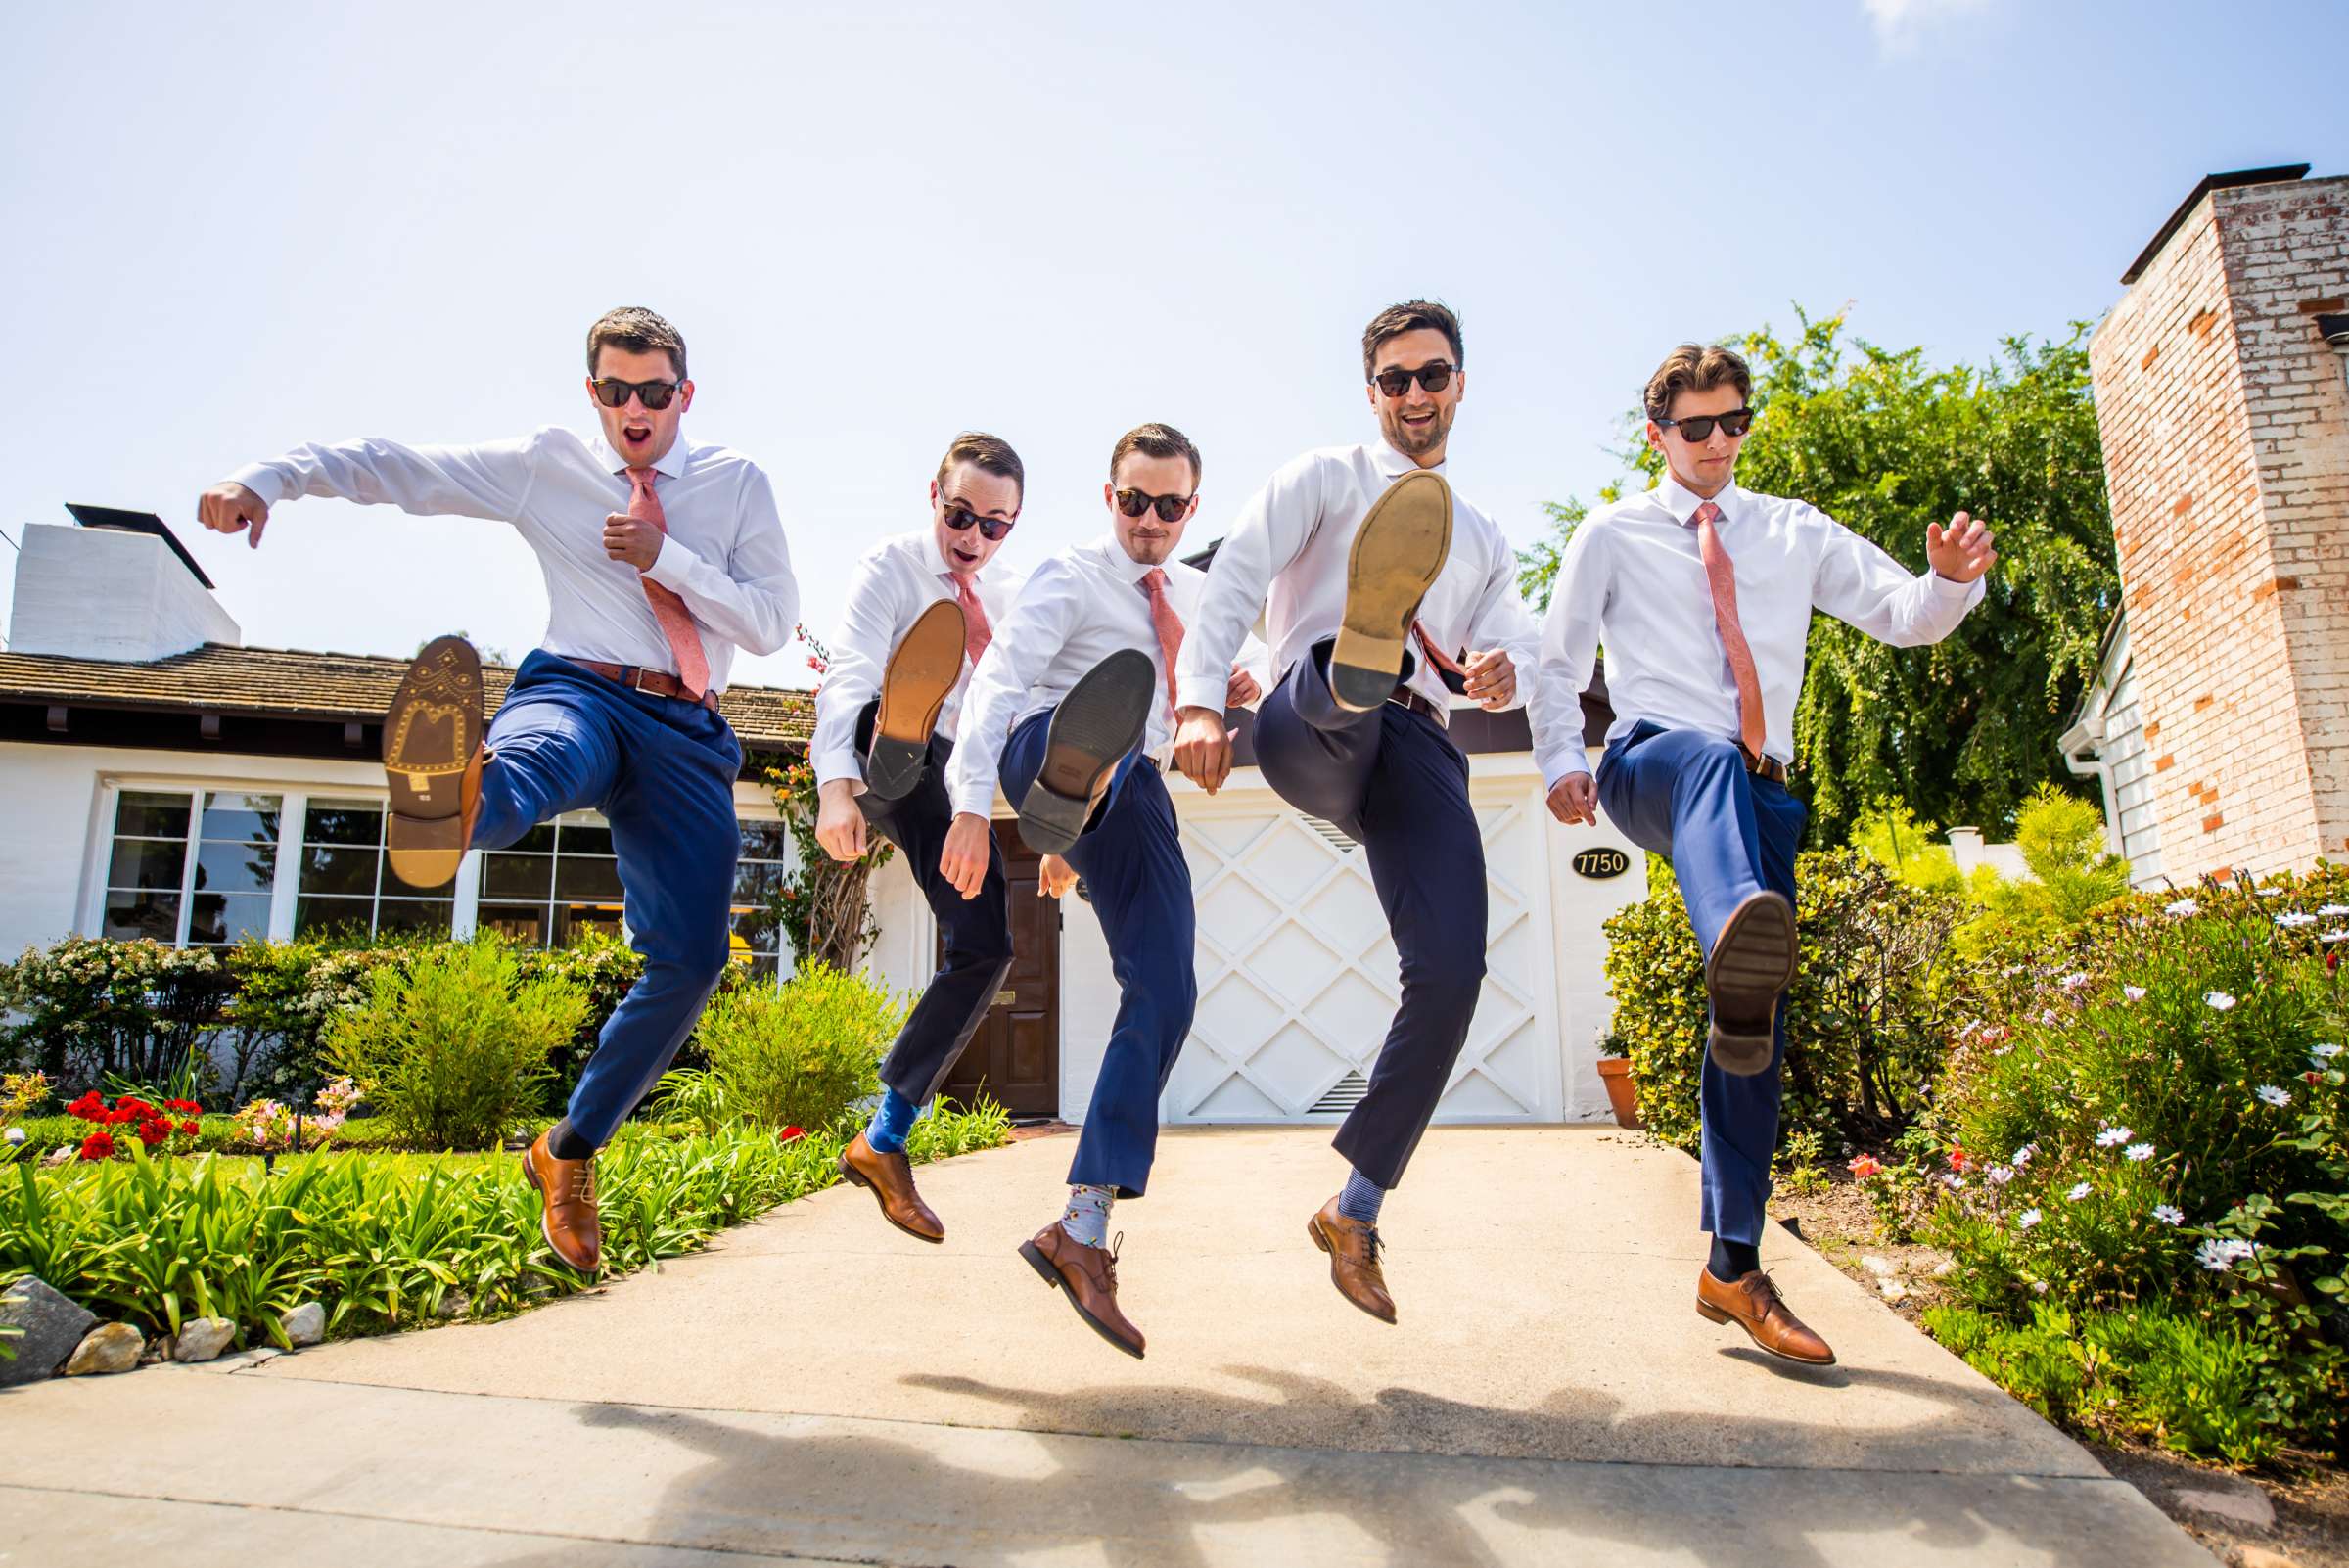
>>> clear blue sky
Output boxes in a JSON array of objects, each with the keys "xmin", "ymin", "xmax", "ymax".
[{"xmin": 4, "ymin": 1, "xmax": 2342, "ymax": 688}]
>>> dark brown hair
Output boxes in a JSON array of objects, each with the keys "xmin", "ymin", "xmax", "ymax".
[
  {"xmin": 935, "ymin": 431, "xmax": 1025, "ymax": 501},
  {"xmin": 586, "ymin": 306, "xmax": 687, "ymax": 381},
  {"xmin": 1643, "ymin": 343, "xmax": 1752, "ymax": 422},
  {"xmin": 1109, "ymin": 422, "xmax": 1201, "ymax": 488},
  {"xmin": 1361, "ymin": 300, "xmax": 1463, "ymax": 380}
]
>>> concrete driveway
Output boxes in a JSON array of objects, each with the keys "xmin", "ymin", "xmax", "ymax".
[{"xmin": 0, "ymin": 1126, "xmax": 2210, "ymax": 1566}]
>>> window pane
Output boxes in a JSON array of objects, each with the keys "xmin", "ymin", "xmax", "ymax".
[
  {"xmin": 557, "ymin": 822, "xmax": 615, "ymax": 858},
  {"xmin": 103, "ymin": 891, "xmax": 180, "ymax": 942},
  {"xmin": 483, "ymin": 853, "xmax": 554, "ymax": 900},
  {"xmin": 108, "ymin": 838, "xmax": 187, "ymax": 892},
  {"xmin": 477, "ymin": 903, "xmax": 549, "ymax": 945},
  {"xmin": 554, "ymin": 855, "xmax": 623, "ymax": 901},
  {"xmin": 190, "ymin": 892, "xmax": 272, "ymax": 946},
  {"xmin": 730, "ymin": 904, "xmax": 781, "ymax": 953},
  {"xmin": 554, "ymin": 904, "xmax": 624, "ymax": 945},
  {"xmin": 375, "ymin": 899, "xmax": 454, "ymax": 939},
  {"xmin": 295, "ymin": 895, "xmax": 376, "ymax": 940},
  {"xmin": 733, "ymin": 860, "xmax": 787, "ymax": 902},
  {"xmin": 505, "ymin": 822, "xmax": 557, "ymax": 853},
  {"xmin": 193, "ymin": 838, "xmax": 277, "ymax": 896},
  {"xmin": 299, "ymin": 845, "xmax": 381, "ymax": 897},
  {"xmin": 115, "ymin": 791, "xmax": 191, "ymax": 839},
  {"xmin": 304, "ymin": 799, "xmax": 385, "ymax": 847},
  {"xmin": 747, "ymin": 953, "xmax": 781, "ymax": 984},
  {"xmin": 200, "ymin": 791, "xmax": 283, "ymax": 846},
  {"xmin": 739, "ymin": 820, "xmax": 789, "ymax": 860}
]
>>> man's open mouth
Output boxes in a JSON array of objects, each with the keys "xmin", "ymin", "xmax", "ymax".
[{"xmin": 623, "ymin": 422, "xmax": 652, "ymax": 443}]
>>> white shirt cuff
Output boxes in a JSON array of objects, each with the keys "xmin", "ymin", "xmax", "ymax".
[
  {"xmin": 1173, "ymin": 674, "xmax": 1226, "ymax": 714},
  {"xmin": 1541, "ymin": 749, "xmax": 1593, "ymax": 793},
  {"xmin": 811, "ymin": 741, "xmax": 863, "ymax": 788},
  {"xmin": 1927, "ymin": 569, "xmax": 1979, "ymax": 604},
  {"xmin": 227, "ymin": 463, "xmax": 287, "ymax": 507},
  {"xmin": 948, "ymin": 780, "xmax": 995, "ymax": 819},
  {"xmin": 646, "ymin": 533, "xmax": 699, "ymax": 588}
]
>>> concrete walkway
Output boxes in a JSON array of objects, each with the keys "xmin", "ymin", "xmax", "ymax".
[{"xmin": 1, "ymin": 1127, "xmax": 2209, "ymax": 1566}]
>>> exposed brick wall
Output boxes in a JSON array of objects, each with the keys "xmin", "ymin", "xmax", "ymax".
[{"xmin": 2088, "ymin": 174, "xmax": 2349, "ymax": 881}]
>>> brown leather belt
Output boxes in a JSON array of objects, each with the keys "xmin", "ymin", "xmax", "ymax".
[
  {"xmin": 1742, "ymin": 745, "xmax": 1789, "ymax": 785},
  {"xmin": 564, "ymin": 656, "xmax": 720, "ymax": 712},
  {"xmin": 1388, "ymin": 687, "xmax": 1447, "ymax": 726}
]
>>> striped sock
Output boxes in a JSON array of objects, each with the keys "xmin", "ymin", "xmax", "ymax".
[
  {"xmin": 1338, "ymin": 1167, "xmax": 1386, "ymax": 1225},
  {"xmin": 1059, "ymin": 1183, "xmax": 1115, "ymax": 1249},
  {"xmin": 865, "ymin": 1088, "xmax": 918, "ymax": 1155}
]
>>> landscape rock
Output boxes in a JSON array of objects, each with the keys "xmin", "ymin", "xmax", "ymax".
[
  {"xmin": 1878, "ymin": 1280, "xmax": 1910, "ymax": 1304},
  {"xmin": 0, "ymin": 1276, "xmax": 99, "ymax": 1385},
  {"xmin": 2175, "ymin": 1478, "xmax": 2275, "ymax": 1530},
  {"xmin": 2232, "ymin": 1547, "xmax": 2301, "ymax": 1568},
  {"xmin": 435, "ymin": 1291, "xmax": 472, "ymax": 1320},
  {"xmin": 1931, "ymin": 1259, "xmax": 1956, "ymax": 1278},
  {"xmin": 1860, "ymin": 1255, "xmax": 1895, "ymax": 1278},
  {"xmin": 280, "ymin": 1302, "xmax": 326, "ymax": 1347},
  {"xmin": 170, "ymin": 1317, "xmax": 236, "ymax": 1363},
  {"xmin": 64, "ymin": 1322, "xmax": 143, "ymax": 1376}
]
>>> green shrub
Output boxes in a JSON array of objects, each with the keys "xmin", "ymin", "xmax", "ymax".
[
  {"xmin": 674, "ymin": 962, "xmax": 906, "ymax": 1134},
  {"xmin": 0, "ymin": 939, "xmax": 234, "ymax": 1092},
  {"xmin": 326, "ymin": 939, "xmax": 583, "ymax": 1151},
  {"xmin": 1603, "ymin": 848, "xmax": 1961, "ymax": 1151}
]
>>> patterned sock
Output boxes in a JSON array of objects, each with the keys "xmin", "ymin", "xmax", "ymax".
[
  {"xmin": 865, "ymin": 1088, "xmax": 919, "ymax": 1155},
  {"xmin": 1059, "ymin": 1183, "xmax": 1115, "ymax": 1249},
  {"xmin": 1708, "ymin": 1235, "xmax": 1760, "ymax": 1282},
  {"xmin": 1337, "ymin": 1167, "xmax": 1386, "ymax": 1225},
  {"xmin": 546, "ymin": 1118, "xmax": 595, "ymax": 1161}
]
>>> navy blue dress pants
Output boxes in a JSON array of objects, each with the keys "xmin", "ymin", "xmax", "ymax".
[
  {"xmin": 1249, "ymin": 647, "xmax": 1487, "ymax": 1190},
  {"xmin": 1595, "ymin": 721, "xmax": 1807, "ymax": 1246},
  {"xmin": 852, "ymin": 702, "xmax": 1015, "ymax": 1105},
  {"xmin": 470, "ymin": 651, "xmax": 743, "ymax": 1149},
  {"xmin": 1000, "ymin": 711, "xmax": 1195, "ymax": 1199}
]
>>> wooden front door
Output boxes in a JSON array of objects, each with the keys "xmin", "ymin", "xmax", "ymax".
[{"xmin": 940, "ymin": 815, "xmax": 1060, "ymax": 1119}]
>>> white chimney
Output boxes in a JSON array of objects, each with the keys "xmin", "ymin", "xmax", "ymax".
[{"xmin": 10, "ymin": 513, "xmax": 241, "ymax": 663}]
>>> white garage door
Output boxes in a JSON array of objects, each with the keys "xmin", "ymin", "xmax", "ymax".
[{"xmin": 1167, "ymin": 774, "xmax": 1562, "ymax": 1124}]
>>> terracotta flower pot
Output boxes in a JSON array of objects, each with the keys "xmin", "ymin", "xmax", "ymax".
[{"xmin": 1595, "ymin": 1056, "xmax": 1641, "ymax": 1130}]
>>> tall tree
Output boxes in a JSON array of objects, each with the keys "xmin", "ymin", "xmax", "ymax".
[{"xmin": 1520, "ymin": 311, "xmax": 2118, "ymax": 844}]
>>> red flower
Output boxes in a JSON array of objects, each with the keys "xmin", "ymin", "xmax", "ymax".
[
  {"xmin": 164, "ymin": 1099, "xmax": 202, "ymax": 1114},
  {"xmin": 2309, "ymin": 1072, "xmax": 2325, "ymax": 1085},
  {"xmin": 105, "ymin": 1106, "xmax": 139, "ymax": 1125},
  {"xmin": 67, "ymin": 1091, "xmax": 106, "ymax": 1122},
  {"xmin": 135, "ymin": 1119, "xmax": 168, "ymax": 1147},
  {"xmin": 77, "ymin": 1131, "xmax": 115, "ymax": 1161},
  {"xmin": 2330, "ymin": 950, "xmax": 2341, "ymax": 977},
  {"xmin": 180, "ymin": 1119, "xmax": 201, "ymax": 1136},
  {"xmin": 1948, "ymin": 1145, "xmax": 1970, "ymax": 1172},
  {"xmin": 116, "ymin": 1097, "xmax": 152, "ymax": 1119},
  {"xmin": 778, "ymin": 1126, "xmax": 805, "ymax": 1143}
]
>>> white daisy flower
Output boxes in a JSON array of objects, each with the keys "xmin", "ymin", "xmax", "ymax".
[
  {"xmin": 2257, "ymin": 1084, "xmax": 2291, "ymax": 1108},
  {"xmin": 2030, "ymin": 1280, "xmax": 2050, "ymax": 1295},
  {"xmin": 1941, "ymin": 1173, "xmax": 1966, "ymax": 1190},
  {"xmin": 2256, "ymin": 885, "xmax": 2285, "ymax": 898},
  {"xmin": 2153, "ymin": 1205, "xmax": 2184, "ymax": 1226},
  {"xmin": 2123, "ymin": 985, "xmax": 2147, "ymax": 1001},
  {"xmin": 2314, "ymin": 1044, "xmax": 2343, "ymax": 1062},
  {"xmin": 2205, "ymin": 992, "xmax": 2236, "ymax": 1011},
  {"xmin": 2095, "ymin": 1126, "xmax": 2133, "ymax": 1147},
  {"xmin": 2323, "ymin": 930, "xmax": 2348, "ymax": 945},
  {"xmin": 2011, "ymin": 1143, "xmax": 2035, "ymax": 1167},
  {"xmin": 2318, "ymin": 903, "xmax": 2349, "ymax": 917},
  {"xmin": 2067, "ymin": 1182, "xmax": 2093, "ymax": 1201},
  {"xmin": 2277, "ymin": 911, "xmax": 2318, "ymax": 929},
  {"xmin": 1988, "ymin": 1165, "xmax": 2014, "ymax": 1185},
  {"xmin": 2125, "ymin": 1142, "xmax": 2154, "ymax": 1162},
  {"xmin": 2018, "ymin": 1208, "xmax": 2042, "ymax": 1229},
  {"xmin": 2060, "ymin": 971, "xmax": 2091, "ymax": 992},
  {"xmin": 2165, "ymin": 898, "xmax": 2199, "ymax": 917}
]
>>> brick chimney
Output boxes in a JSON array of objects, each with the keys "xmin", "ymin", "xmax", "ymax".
[
  {"xmin": 2089, "ymin": 165, "xmax": 2349, "ymax": 878},
  {"xmin": 9, "ymin": 507, "xmax": 241, "ymax": 663}
]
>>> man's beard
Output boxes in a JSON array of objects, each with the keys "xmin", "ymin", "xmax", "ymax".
[{"xmin": 1381, "ymin": 403, "xmax": 1451, "ymax": 457}]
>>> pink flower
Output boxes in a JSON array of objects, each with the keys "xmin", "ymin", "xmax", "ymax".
[{"xmin": 1848, "ymin": 1155, "xmax": 1883, "ymax": 1179}]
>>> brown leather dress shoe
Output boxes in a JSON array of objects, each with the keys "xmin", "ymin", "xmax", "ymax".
[
  {"xmin": 838, "ymin": 1130, "xmax": 944, "ymax": 1243},
  {"xmin": 1330, "ymin": 469, "xmax": 1452, "ymax": 713},
  {"xmin": 521, "ymin": 1130, "xmax": 601, "ymax": 1275},
  {"xmin": 1696, "ymin": 1267, "xmax": 1835, "ymax": 1364},
  {"xmin": 1019, "ymin": 1223, "xmax": 1145, "ymax": 1359},
  {"xmin": 1308, "ymin": 1196, "xmax": 1397, "ymax": 1323},
  {"xmin": 384, "ymin": 634, "xmax": 485, "ymax": 889},
  {"xmin": 1705, "ymin": 890, "xmax": 1798, "ymax": 1078},
  {"xmin": 1018, "ymin": 650, "xmax": 1155, "ymax": 856},
  {"xmin": 864, "ymin": 599, "xmax": 967, "ymax": 803}
]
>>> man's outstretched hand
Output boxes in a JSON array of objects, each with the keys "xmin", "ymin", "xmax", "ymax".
[
  {"xmin": 1925, "ymin": 512, "xmax": 1997, "ymax": 583},
  {"xmin": 814, "ymin": 779, "xmax": 868, "ymax": 863},
  {"xmin": 1545, "ymin": 772, "xmax": 1597, "ymax": 826},
  {"xmin": 1171, "ymin": 706, "xmax": 1232, "ymax": 795},
  {"xmin": 939, "ymin": 812, "xmax": 992, "ymax": 900},
  {"xmin": 198, "ymin": 482, "xmax": 270, "ymax": 548}
]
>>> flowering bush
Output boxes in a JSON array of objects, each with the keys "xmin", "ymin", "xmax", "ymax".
[
  {"xmin": 0, "ymin": 938, "xmax": 233, "ymax": 1089},
  {"xmin": 1916, "ymin": 867, "xmax": 2348, "ymax": 1459},
  {"xmin": 58, "ymin": 1090, "xmax": 202, "ymax": 1161},
  {"xmin": 230, "ymin": 1077, "xmax": 367, "ymax": 1153}
]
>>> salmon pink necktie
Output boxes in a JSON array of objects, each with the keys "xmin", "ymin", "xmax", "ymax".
[
  {"xmin": 625, "ymin": 468, "xmax": 711, "ymax": 699},
  {"xmin": 1139, "ymin": 569, "xmax": 1185, "ymax": 715},
  {"xmin": 949, "ymin": 572, "xmax": 991, "ymax": 667},
  {"xmin": 1689, "ymin": 499, "xmax": 1767, "ymax": 761},
  {"xmin": 1411, "ymin": 621, "xmax": 1467, "ymax": 684}
]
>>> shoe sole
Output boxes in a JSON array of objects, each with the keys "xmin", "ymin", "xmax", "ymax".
[
  {"xmin": 837, "ymin": 1150, "xmax": 945, "ymax": 1244},
  {"xmin": 1018, "ymin": 1238, "xmax": 1145, "ymax": 1360},
  {"xmin": 1331, "ymin": 470, "xmax": 1452, "ymax": 714},
  {"xmin": 1019, "ymin": 649, "xmax": 1155, "ymax": 856},
  {"xmin": 520, "ymin": 1145, "xmax": 599, "ymax": 1276},
  {"xmin": 383, "ymin": 635, "xmax": 484, "ymax": 889},
  {"xmin": 867, "ymin": 599, "xmax": 967, "ymax": 803},
  {"xmin": 1706, "ymin": 891, "xmax": 1797, "ymax": 1077},
  {"xmin": 1307, "ymin": 1213, "xmax": 1398, "ymax": 1324},
  {"xmin": 1696, "ymin": 1296, "xmax": 1837, "ymax": 1365}
]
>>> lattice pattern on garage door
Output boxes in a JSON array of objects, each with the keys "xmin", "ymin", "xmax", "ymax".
[{"xmin": 1166, "ymin": 783, "xmax": 1558, "ymax": 1124}]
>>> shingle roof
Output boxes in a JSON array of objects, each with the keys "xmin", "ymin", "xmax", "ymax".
[{"xmin": 0, "ymin": 643, "xmax": 814, "ymax": 747}]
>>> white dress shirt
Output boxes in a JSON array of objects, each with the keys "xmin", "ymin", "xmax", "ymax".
[
  {"xmin": 1173, "ymin": 438, "xmax": 1540, "ymax": 723},
  {"xmin": 946, "ymin": 534, "xmax": 1268, "ymax": 819},
  {"xmin": 229, "ymin": 426, "xmax": 799, "ymax": 692},
  {"xmin": 809, "ymin": 529, "xmax": 1023, "ymax": 788},
  {"xmin": 1530, "ymin": 472, "xmax": 1986, "ymax": 786}
]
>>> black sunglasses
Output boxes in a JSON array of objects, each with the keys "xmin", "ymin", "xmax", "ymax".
[
  {"xmin": 1114, "ymin": 488, "xmax": 1194, "ymax": 523},
  {"xmin": 942, "ymin": 504, "xmax": 1015, "ymax": 542},
  {"xmin": 592, "ymin": 377, "xmax": 684, "ymax": 411},
  {"xmin": 1371, "ymin": 361, "xmax": 1456, "ymax": 397},
  {"xmin": 1656, "ymin": 407, "xmax": 1755, "ymax": 441}
]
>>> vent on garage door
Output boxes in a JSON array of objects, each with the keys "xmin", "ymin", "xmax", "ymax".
[
  {"xmin": 1302, "ymin": 815, "xmax": 1359, "ymax": 852},
  {"xmin": 1310, "ymin": 1069, "xmax": 1370, "ymax": 1112}
]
